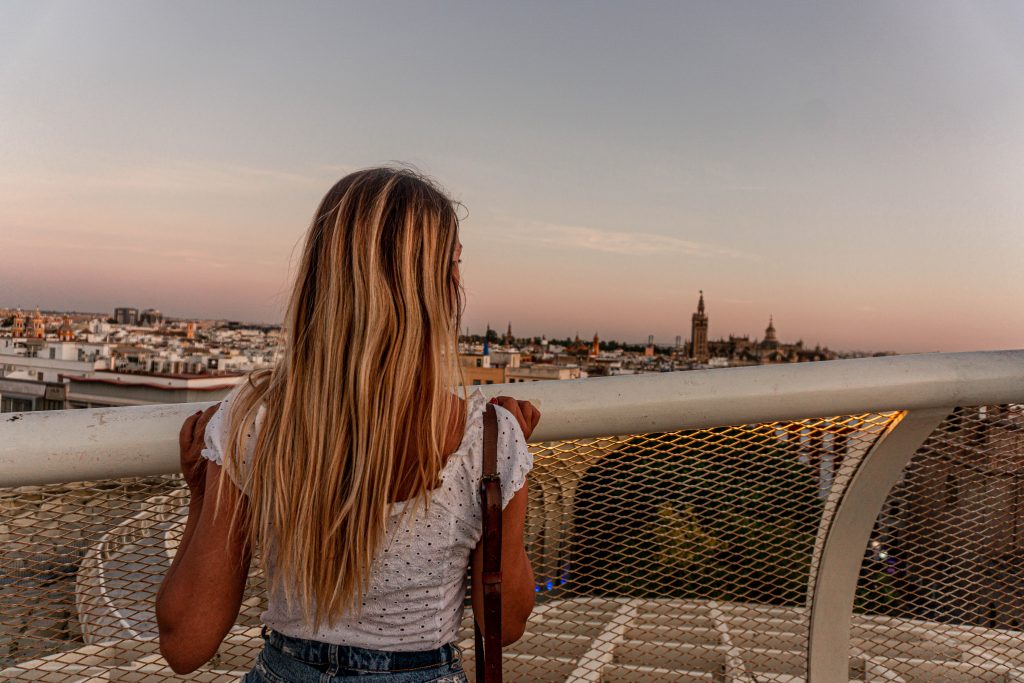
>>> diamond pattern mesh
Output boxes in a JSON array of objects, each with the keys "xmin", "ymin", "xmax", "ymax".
[
  {"xmin": 851, "ymin": 404, "xmax": 1024, "ymax": 682},
  {"xmin": 1, "ymin": 407, "xmax": 1021, "ymax": 681}
]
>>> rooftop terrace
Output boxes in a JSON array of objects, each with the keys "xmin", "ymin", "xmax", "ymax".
[{"xmin": 1, "ymin": 350, "xmax": 1023, "ymax": 682}]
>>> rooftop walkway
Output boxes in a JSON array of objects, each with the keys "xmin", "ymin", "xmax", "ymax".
[{"xmin": 2, "ymin": 350, "xmax": 1023, "ymax": 681}]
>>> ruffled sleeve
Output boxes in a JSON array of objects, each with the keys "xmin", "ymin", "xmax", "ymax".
[
  {"xmin": 199, "ymin": 382, "xmax": 264, "ymax": 492},
  {"xmin": 445, "ymin": 391, "xmax": 536, "ymax": 542},
  {"xmin": 491, "ymin": 404, "xmax": 535, "ymax": 510}
]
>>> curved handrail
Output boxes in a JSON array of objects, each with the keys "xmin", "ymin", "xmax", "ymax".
[{"xmin": 0, "ymin": 350, "xmax": 1022, "ymax": 488}]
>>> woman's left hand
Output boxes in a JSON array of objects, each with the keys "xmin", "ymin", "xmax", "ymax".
[
  {"xmin": 489, "ymin": 396, "xmax": 541, "ymax": 440},
  {"xmin": 179, "ymin": 405, "xmax": 219, "ymax": 497}
]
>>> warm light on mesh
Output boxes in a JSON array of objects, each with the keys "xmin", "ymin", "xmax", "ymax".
[{"xmin": 2, "ymin": 406, "xmax": 1022, "ymax": 681}]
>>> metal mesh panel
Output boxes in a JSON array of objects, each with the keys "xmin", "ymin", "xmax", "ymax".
[
  {"xmin": 490, "ymin": 414, "xmax": 896, "ymax": 682},
  {"xmin": 15, "ymin": 410, "xmax": 1014, "ymax": 681},
  {"xmin": 0, "ymin": 475, "xmax": 268, "ymax": 681},
  {"xmin": 852, "ymin": 404, "xmax": 1024, "ymax": 682}
]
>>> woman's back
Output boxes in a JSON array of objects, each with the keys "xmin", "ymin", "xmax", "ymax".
[
  {"xmin": 156, "ymin": 168, "xmax": 539, "ymax": 679},
  {"xmin": 200, "ymin": 384, "xmax": 533, "ymax": 650}
]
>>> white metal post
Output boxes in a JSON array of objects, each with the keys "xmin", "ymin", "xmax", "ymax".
[{"xmin": 807, "ymin": 407, "xmax": 951, "ymax": 682}]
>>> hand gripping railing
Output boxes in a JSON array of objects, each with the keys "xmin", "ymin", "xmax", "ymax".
[{"xmin": 2, "ymin": 349, "xmax": 1023, "ymax": 682}]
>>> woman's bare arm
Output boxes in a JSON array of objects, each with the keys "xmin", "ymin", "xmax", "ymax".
[
  {"xmin": 155, "ymin": 411, "xmax": 252, "ymax": 674},
  {"xmin": 470, "ymin": 395, "xmax": 540, "ymax": 645}
]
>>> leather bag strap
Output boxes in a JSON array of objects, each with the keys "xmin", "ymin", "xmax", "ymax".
[{"xmin": 475, "ymin": 403, "xmax": 502, "ymax": 683}]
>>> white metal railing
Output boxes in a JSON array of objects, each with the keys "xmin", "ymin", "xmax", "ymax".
[
  {"xmin": 3, "ymin": 351, "xmax": 1021, "ymax": 488},
  {"xmin": 1, "ymin": 349, "xmax": 1023, "ymax": 682}
]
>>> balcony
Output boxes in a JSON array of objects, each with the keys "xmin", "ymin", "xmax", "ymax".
[{"xmin": 1, "ymin": 350, "xmax": 1023, "ymax": 682}]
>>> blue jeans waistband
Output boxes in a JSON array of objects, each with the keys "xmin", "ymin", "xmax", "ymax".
[{"xmin": 261, "ymin": 625, "xmax": 460, "ymax": 673}]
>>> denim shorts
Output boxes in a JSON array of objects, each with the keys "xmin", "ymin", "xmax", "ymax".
[{"xmin": 243, "ymin": 625, "xmax": 468, "ymax": 682}]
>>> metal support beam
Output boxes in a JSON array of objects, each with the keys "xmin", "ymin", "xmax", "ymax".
[{"xmin": 807, "ymin": 407, "xmax": 950, "ymax": 682}]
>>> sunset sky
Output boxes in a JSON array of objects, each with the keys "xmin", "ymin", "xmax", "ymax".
[{"xmin": 2, "ymin": 2, "xmax": 1022, "ymax": 353}]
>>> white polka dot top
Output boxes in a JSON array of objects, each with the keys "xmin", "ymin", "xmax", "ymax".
[{"xmin": 199, "ymin": 384, "xmax": 533, "ymax": 650}]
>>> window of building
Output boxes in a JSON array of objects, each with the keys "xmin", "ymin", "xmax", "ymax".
[
  {"xmin": 1, "ymin": 397, "xmax": 33, "ymax": 413},
  {"xmin": 472, "ymin": 380, "xmax": 481, "ymax": 385},
  {"xmin": 475, "ymin": 359, "xmax": 482, "ymax": 367},
  {"xmin": 485, "ymin": 380, "xmax": 493, "ymax": 384}
]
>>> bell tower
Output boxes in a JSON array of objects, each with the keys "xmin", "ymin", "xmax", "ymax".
[
  {"xmin": 690, "ymin": 291, "xmax": 709, "ymax": 363},
  {"xmin": 12, "ymin": 308, "xmax": 25, "ymax": 337},
  {"xmin": 763, "ymin": 315, "xmax": 778, "ymax": 349},
  {"xmin": 58, "ymin": 315, "xmax": 75, "ymax": 341},
  {"xmin": 31, "ymin": 307, "xmax": 45, "ymax": 339}
]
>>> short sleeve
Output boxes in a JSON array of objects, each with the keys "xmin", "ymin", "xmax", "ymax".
[
  {"xmin": 199, "ymin": 383, "xmax": 264, "ymax": 492},
  {"xmin": 491, "ymin": 405, "xmax": 534, "ymax": 510}
]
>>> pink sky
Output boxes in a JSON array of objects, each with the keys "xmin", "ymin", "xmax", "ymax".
[{"xmin": 2, "ymin": 3, "xmax": 1022, "ymax": 353}]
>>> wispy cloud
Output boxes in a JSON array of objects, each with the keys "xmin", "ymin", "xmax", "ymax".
[
  {"xmin": 0, "ymin": 235, "xmax": 238, "ymax": 270},
  {"xmin": 2, "ymin": 160, "xmax": 353, "ymax": 197},
  {"xmin": 512, "ymin": 221, "xmax": 758, "ymax": 260},
  {"xmin": 84, "ymin": 162, "xmax": 326, "ymax": 193}
]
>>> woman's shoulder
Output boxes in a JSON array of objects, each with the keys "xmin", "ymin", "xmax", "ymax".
[
  {"xmin": 198, "ymin": 378, "xmax": 266, "ymax": 488},
  {"xmin": 443, "ymin": 386, "xmax": 533, "ymax": 511},
  {"xmin": 439, "ymin": 386, "xmax": 487, "ymax": 468}
]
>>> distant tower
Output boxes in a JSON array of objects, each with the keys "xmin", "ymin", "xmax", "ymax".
[
  {"xmin": 505, "ymin": 321, "xmax": 513, "ymax": 345},
  {"xmin": 58, "ymin": 315, "xmax": 75, "ymax": 342},
  {"xmin": 31, "ymin": 307, "xmax": 45, "ymax": 339},
  {"xmin": 675, "ymin": 335, "xmax": 682, "ymax": 350},
  {"xmin": 690, "ymin": 291, "xmax": 709, "ymax": 363},
  {"xmin": 12, "ymin": 308, "xmax": 25, "ymax": 337},
  {"xmin": 140, "ymin": 308, "xmax": 163, "ymax": 326},
  {"xmin": 762, "ymin": 315, "xmax": 779, "ymax": 349},
  {"xmin": 186, "ymin": 321, "xmax": 196, "ymax": 340},
  {"xmin": 645, "ymin": 334, "xmax": 655, "ymax": 357},
  {"xmin": 591, "ymin": 332, "xmax": 600, "ymax": 357}
]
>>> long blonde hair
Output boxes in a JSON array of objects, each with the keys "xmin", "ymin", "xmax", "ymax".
[{"xmin": 216, "ymin": 167, "xmax": 467, "ymax": 629}]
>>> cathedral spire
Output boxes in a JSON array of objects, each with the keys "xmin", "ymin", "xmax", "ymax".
[{"xmin": 690, "ymin": 290, "xmax": 709, "ymax": 363}]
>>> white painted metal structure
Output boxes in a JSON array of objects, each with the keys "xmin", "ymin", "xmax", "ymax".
[
  {"xmin": 3, "ymin": 351, "xmax": 1021, "ymax": 487},
  {"xmin": 2, "ymin": 349, "xmax": 1023, "ymax": 682}
]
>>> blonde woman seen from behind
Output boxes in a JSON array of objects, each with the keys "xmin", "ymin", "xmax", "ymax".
[{"xmin": 155, "ymin": 168, "xmax": 539, "ymax": 682}]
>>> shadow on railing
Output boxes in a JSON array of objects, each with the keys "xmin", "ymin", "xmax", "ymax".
[{"xmin": 1, "ymin": 351, "xmax": 1022, "ymax": 682}]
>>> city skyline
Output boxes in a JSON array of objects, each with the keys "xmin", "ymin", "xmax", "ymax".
[
  {"xmin": 0, "ymin": 297, "xmax": 873, "ymax": 355},
  {"xmin": 3, "ymin": 2, "xmax": 1023, "ymax": 353}
]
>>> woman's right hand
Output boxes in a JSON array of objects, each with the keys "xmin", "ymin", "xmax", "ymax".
[
  {"xmin": 179, "ymin": 404, "xmax": 219, "ymax": 498},
  {"xmin": 488, "ymin": 396, "xmax": 541, "ymax": 439}
]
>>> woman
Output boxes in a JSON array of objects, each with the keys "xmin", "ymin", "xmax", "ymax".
[{"xmin": 156, "ymin": 167, "xmax": 540, "ymax": 682}]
